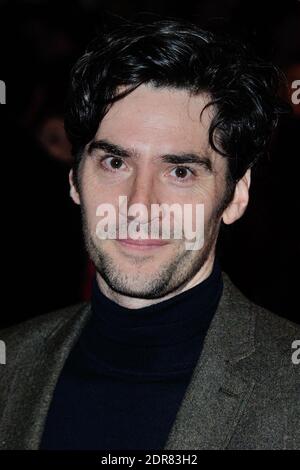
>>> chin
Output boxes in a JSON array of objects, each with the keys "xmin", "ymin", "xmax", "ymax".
[{"xmin": 107, "ymin": 281, "xmax": 163, "ymax": 299}]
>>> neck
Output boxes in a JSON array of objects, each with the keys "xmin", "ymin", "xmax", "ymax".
[{"xmin": 96, "ymin": 253, "xmax": 216, "ymax": 310}]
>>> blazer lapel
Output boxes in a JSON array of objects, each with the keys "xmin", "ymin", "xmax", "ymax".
[{"xmin": 163, "ymin": 273, "xmax": 257, "ymax": 450}]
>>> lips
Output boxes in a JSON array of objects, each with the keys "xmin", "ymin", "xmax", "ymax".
[{"xmin": 116, "ymin": 238, "xmax": 170, "ymax": 250}]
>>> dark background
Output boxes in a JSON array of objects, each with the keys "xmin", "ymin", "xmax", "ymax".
[{"xmin": 0, "ymin": 0, "xmax": 299, "ymax": 328}]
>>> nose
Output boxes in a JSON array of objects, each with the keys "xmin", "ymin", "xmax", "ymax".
[{"xmin": 121, "ymin": 167, "xmax": 158, "ymax": 225}]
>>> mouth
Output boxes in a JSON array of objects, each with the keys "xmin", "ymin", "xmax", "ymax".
[{"xmin": 116, "ymin": 237, "xmax": 170, "ymax": 251}]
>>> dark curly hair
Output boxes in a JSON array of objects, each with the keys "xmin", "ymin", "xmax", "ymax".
[{"xmin": 64, "ymin": 18, "xmax": 287, "ymax": 198}]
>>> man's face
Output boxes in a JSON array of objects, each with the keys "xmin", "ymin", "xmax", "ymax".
[{"xmin": 73, "ymin": 84, "xmax": 230, "ymax": 299}]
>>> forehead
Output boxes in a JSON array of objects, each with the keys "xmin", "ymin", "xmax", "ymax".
[{"xmin": 94, "ymin": 84, "xmax": 214, "ymax": 155}]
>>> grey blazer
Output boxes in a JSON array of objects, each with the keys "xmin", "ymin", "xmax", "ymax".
[{"xmin": 0, "ymin": 273, "xmax": 299, "ymax": 450}]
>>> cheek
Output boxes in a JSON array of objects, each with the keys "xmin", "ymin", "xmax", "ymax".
[
  {"xmin": 174, "ymin": 185, "xmax": 218, "ymax": 216},
  {"xmin": 81, "ymin": 182, "xmax": 124, "ymax": 239},
  {"xmin": 192, "ymin": 189, "xmax": 223, "ymax": 235},
  {"xmin": 81, "ymin": 164, "xmax": 121, "ymax": 209}
]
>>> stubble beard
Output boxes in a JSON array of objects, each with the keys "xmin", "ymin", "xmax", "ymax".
[{"xmin": 80, "ymin": 203, "xmax": 222, "ymax": 300}]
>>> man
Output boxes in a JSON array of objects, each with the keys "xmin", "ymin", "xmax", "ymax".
[{"xmin": 0, "ymin": 19, "xmax": 299, "ymax": 450}]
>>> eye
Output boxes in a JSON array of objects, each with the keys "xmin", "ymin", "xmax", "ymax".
[
  {"xmin": 170, "ymin": 166, "xmax": 194, "ymax": 180},
  {"xmin": 101, "ymin": 156, "xmax": 126, "ymax": 172}
]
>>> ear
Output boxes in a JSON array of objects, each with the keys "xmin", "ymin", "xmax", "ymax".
[
  {"xmin": 69, "ymin": 169, "xmax": 81, "ymax": 205},
  {"xmin": 222, "ymin": 168, "xmax": 251, "ymax": 225}
]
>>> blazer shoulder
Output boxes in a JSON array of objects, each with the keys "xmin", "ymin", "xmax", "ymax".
[
  {"xmin": 0, "ymin": 302, "xmax": 90, "ymax": 354},
  {"xmin": 222, "ymin": 272, "xmax": 299, "ymax": 371},
  {"xmin": 254, "ymin": 304, "xmax": 300, "ymax": 342},
  {"xmin": 222, "ymin": 271, "xmax": 299, "ymax": 342}
]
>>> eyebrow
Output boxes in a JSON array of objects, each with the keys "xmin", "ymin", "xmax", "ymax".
[
  {"xmin": 161, "ymin": 154, "xmax": 212, "ymax": 171},
  {"xmin": 88, "ymin": 139, "xmax": 212, "ymax": 171},
  {"xmin": 88, "ymin": 139, "xmax": 134, "ymax": 158}
]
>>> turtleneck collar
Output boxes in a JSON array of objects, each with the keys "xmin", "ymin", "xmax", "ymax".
[{"xmin": 76, "ymin": 258, "xmax": 223, "ymax": 380}]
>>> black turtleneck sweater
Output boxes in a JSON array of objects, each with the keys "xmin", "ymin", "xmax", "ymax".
[{"xmin": 40, "ymin": 259, "xmax": 223, "ymax": 450}]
